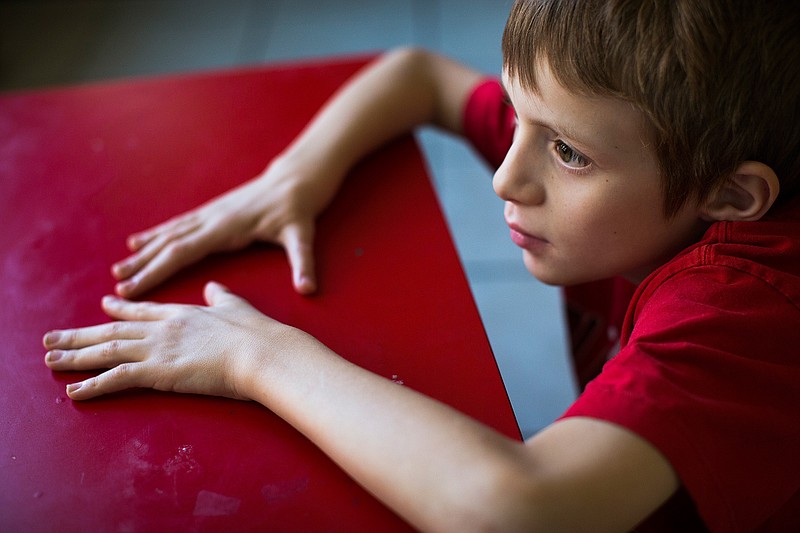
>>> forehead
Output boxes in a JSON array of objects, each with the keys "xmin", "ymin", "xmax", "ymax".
[{"xmin": 502, "ymin": 65, "xmax": 651, "ymax": 156}]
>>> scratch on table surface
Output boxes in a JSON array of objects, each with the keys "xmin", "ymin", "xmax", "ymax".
[
  {"xmin": 261, "ymin": 476, "xmax": 309, "ymax": 503},
  {"xmin": 193, "ymin": 490, "xmax": 241, "ymax": 517}
]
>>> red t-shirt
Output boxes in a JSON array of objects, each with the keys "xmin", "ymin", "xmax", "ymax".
[{"xmin": 463, "ymin": 78, "xmax": 800, "ymax": 532}]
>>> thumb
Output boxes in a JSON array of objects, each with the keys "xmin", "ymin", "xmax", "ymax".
[
  {"xmin": 281, "ymin": 222, "xmax": 318, "ymax": 295},
  {"xmin": 203, "ymin": 281, "xmax": 246, "ymax": 308}
]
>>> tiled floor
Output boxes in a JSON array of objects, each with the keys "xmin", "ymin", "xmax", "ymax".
[{"xmin": 1, "ymin": 0, "xmax": 576, "ymax": 437}]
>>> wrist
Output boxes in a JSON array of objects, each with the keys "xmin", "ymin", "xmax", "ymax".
[
  {"xmin": 233, "ymin": 325, "xmax": 341, "ymax": 410},
  {"xmin": 276, "ymin": 123, "xmax": 361, "ymax": 182}
]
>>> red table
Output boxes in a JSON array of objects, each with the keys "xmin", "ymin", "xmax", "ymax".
[{"xmin": 0, "ymin": 56, "xmax": 520, "ymax": 531}]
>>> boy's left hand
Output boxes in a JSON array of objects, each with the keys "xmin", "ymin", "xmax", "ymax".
[{"xmin": 43, "ymin": 282, "xmax": 298, "ymax": 401}]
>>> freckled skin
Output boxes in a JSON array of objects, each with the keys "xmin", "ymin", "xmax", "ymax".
[{"xmin": 494, "ymin": 67, "xmax": 708, "ymax": 285}]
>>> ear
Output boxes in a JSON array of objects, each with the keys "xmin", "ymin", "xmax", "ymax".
[{"xmin": 701, "ymin": 161, "xmax": 780, "ymax": 222}]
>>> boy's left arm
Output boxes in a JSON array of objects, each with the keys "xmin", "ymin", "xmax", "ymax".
[{"xmin": 44, "ymin": 283, "xmax": 678, "ymax": 532}]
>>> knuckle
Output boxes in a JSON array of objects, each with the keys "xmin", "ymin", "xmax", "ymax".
[
  {"xmin": 108, "ymin": 321, "xmax": 125, "ymax": 336},
  {"xmin": 179, "ymin": 212, "xmax": 199, "ymax": 227},
  {"xmin": 165, "ymin": 317, "xmax": 189, "ymax": 332},
  {"xmin": 132, "ymin": 302, "xmax": 156, "ymax": 320},
  {"xmin": 163, "ymin": 242, "xmax": 182, "ymax": 259},
  {"xmin": 110, "ymin": 362, "xmax": 136, "ymax": 382},
  {"xmin": 131, "ymin": 306, "xmax": 146, "ymax": 320},
  {"xmin": 163, "ymin": 241, "xmax": 195, "ymax": 264},
  {"xmin": 127, "ymin": 255, "xmax": 144, "ymax": 271},
  {"xmin": 64, "ymin": 329, "xmax": 78, "ymax": 347},
  {"xmin": 101, "ymin": 339, "xmax": 121, "ymax": 361}
]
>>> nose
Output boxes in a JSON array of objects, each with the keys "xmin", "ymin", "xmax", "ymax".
[{"xmin": 492, "ymin": 140, "xmax": 545, "ymax": 205}]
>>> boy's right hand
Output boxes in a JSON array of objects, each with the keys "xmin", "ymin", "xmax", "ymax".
[{"xmin": 111, "ymin": 156, "xmax": 340, "ymax": 297}]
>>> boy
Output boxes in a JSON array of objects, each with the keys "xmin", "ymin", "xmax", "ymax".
[{"xmin": 43, "ymin": 0, "xmax": 799, "ymax": 530}]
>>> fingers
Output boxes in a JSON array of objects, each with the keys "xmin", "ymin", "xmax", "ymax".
[
  {"xmin": 117, "ymin": 200, "xmax": 320, "ymax": 297},
  {"xmin": 45, "ymin": 285, "xmax": 261, "ymax": 401},
  {"xmin": 203, "ymin": 281, "xmax": 234, "ymax": 306},
  {"xmin": 113, "ymin": 228, "xmax": 215, "ymax": 298},
  {"xmin": 65, "ymin": 364, "xmax": 144, "ymax": 400},
  {"xmin": 125, "ymin": 214, "xmax": 191, "ymax": 252},
  {"xmin": 113, "ymin": 219, "xmax": 201, "ymax": 293},
  {"xmin": 127, "ymin": 224, "xmax": 164, "ymax": 252},
  {"xmin": 44, "ymin": 298, "xmax": 178, "ymax": 400},
  {"xmin": 43, "ymin": 297, "xmax": 175, "ymax": 358},
  {"xmin": 45, "ymin": 339, "xmax": 143, "ymax": 372},
  {"xmin": 203, "ymin": 282, "xmax": 260, "ymax": 317},
  {"xmin": 113, "ymin": 229, "xmax": 180, "ymax": 280},
  {"xmin": 43, "ymin": 319, "xmax": 145, "ymax": 351},
  {"xmin": 100, "ymin": 295, "xmax": 178, "ymax": 321},
  {"xmin": 43, "ymin": 317, "xmax": 149, "ymax": 396},
  {"xmin": 43, "ymin": 298, "xmax": 171, "ymax": 369},
  {"xmin": 281, "ymin": 223, "xmax": 317, "ymax": 295}
]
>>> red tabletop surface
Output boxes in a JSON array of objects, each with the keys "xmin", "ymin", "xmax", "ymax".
[{"xmin": 0, "ymin": 56, "xmax": 520, "ymax": 531}]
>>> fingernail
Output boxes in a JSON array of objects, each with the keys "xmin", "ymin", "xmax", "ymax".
[
  {"xmin": 46, "ymin": 350, "xmax": 63, "ymax": 362},
  {"xmin": 66, "ymin": 382, "xmax": 82, "ymax": 394},
  {"xmin": 116, "ymin": 281, "xmax": 133, "ymax": 294},
  {"xmin": 297, "ymin": 276, "xmax": 316, "ymax": 294},
  {"xmin": 44, "ymin": 331, "xmax": 61, "ymax": 346}
]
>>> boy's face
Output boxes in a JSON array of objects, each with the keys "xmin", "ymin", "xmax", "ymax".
[{"xmin": 495, "ymin": 63, "xmax": 708, "ymax": 285}]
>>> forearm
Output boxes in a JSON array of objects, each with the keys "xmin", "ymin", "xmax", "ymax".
[
  {"xmin": 277, "ymin": 47, "xmax": 483, "ymax": 182},
  {"xmin": 46, "ymin": 285, "xmax": 678, "ymax": 532},
  {"xmin": 245, "ymin": 334, "xmax": 529, "ymax": 532}
]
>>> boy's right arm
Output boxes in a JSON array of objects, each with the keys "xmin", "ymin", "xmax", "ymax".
[
  {"xmin": 111, "ymin": 48, "xmax": 484, "ymax": 297},
  {"xmin": 46, "ymin": 283, "xmax": 679, "ymax": 532}
]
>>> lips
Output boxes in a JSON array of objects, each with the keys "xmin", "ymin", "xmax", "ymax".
[{"xmin": 506, "ymin": 221, "xmax": 549, "ymax": 250}]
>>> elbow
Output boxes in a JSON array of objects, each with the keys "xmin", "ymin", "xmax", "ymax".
[
  {"xmin": 383, "ymin": 46, "xmax": 434, "ymax": 64},
  {"xmin": 426, "ymin": 460, "xmax": 555, "ymax": 533},
  {"xmin": 468, "ymin": 472, "xmax": 551, "ymax": 533},
  {"xmin": 376, "ymin": 46, "xmax": 442, "ymax": 126},
  {"xmin": 381, "ymin": 47, "xmax": 439, "ymax": 89}
]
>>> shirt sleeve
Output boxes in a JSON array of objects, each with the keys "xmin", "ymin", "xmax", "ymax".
[
  {"xmin": 461, "ymin": 78, "xmax": 516, "ymax": 169},
  {"xmin": 562, "ymin": 265, "xmax": 800, "ymax": 532}
]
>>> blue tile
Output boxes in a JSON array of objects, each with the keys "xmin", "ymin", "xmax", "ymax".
[
  {"xmin": 78, "ymin": 0, "xmax": 254, "ymax": 81},
  {"xmin": 469, "ymin": 268, "xmax": 578, "ymax": 437},
  {"xmin": 259, "ymin": 0, "xmax": 416, "ymax": 63}
]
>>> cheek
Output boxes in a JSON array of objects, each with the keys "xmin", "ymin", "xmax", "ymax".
[
  {"xmin": 554, "ymin": 183, "xmax": 619, "ymax": 228},
  {"xmin": 556, "ymin": 188, "xmax": 654, "ymax": 252}
]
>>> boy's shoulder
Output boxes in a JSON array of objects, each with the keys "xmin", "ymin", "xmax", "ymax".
[
  {"xmin": 638, "ymin": 195, "xmax": 800, "ymax": 315},
  {"xmin": 618, "ymin": 194, "xmax": 800, "ymax": 367},
  {"xmin": 578, "ymin": 197, "xmax": 800, "ymax": 531}
]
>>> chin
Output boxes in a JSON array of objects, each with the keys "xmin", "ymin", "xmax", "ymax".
[
  {"xmin": 522, "ymin": 253, "xmax": 602, "ymax": 287},
  {"xmin": 522, "ymin": 254, "xmax": 569, "ymax": 286}
]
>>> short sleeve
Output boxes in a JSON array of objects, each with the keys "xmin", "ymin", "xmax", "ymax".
[
  {"xmin": 562, "ymin": 266, "xmax": 800, "ymax": 531},
  {"xmin": 461, "ymin": 78, "xmax": 516, "ymax": 169}
]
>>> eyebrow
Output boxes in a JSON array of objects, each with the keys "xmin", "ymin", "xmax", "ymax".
[{"xmin": 499, "ymin": 78, "xmax": 596, "ymax": 151}]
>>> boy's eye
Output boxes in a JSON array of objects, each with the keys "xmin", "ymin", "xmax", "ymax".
[{"xmin": 554, "ymin": 140, "xmax": 589, "ymax": 168}]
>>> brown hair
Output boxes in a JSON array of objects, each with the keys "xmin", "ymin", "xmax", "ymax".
[{"xmin": 502, "ymin": 0, "xmax": 800, "ymax": 216}]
